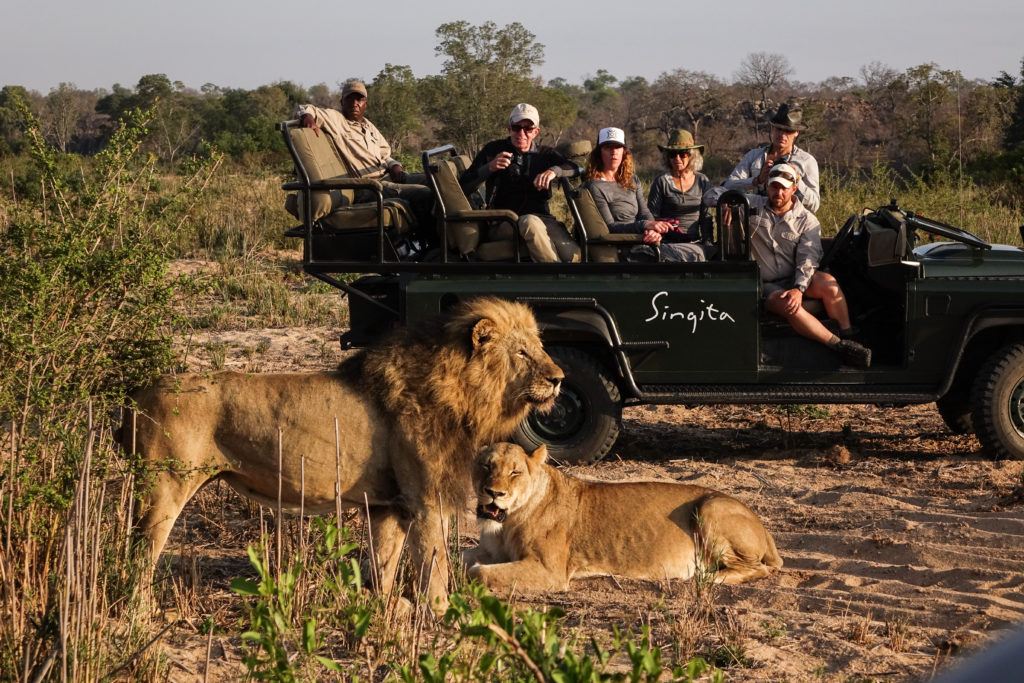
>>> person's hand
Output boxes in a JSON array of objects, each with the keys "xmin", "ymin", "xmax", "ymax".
[
  {"xmin": 779, "ymin": 288, "xmax": 803, "ymax": 315},
  {"xmin": 642, "ymin": 229, "xmax": 662, "ymax": 245},
  {"xmin": 534, "ymin": 168, "xmax": 557, "ymax": 190},
  {"xmin": 754, "ymin": 159, "xmax": 773, "ymax": 187},
  {"xmin": 388, "ymin": 163, "xmax": 408, "ymax": 183},
  {"xmin": 489, "ymin": 152, "xmax": 513, "ymax": 173},
  {"xmin": 298, "ymin": 113, "xmax": 319, "ymax": 137},
  {"xmin": 644, "ymin": 219, "xmax": 673, "ymax": 234}
]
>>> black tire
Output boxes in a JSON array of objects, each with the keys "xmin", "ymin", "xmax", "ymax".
[
  {"xmin": 971, "ymin": 342, "xmax": 1024, "ymax": 460},
  {"xmin": 512, "ymin": 347, "xmax": 622, "ymax": 464},
  {"xmin": 936, "ymin": 392, "xmax": 973, "ymax": 435}
]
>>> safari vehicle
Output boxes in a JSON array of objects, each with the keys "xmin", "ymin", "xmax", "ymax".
[{"xmin": 279, "ymin": 123, "xmax": 1024, "ymax": 463}]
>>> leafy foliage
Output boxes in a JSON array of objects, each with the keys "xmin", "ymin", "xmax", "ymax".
[{"xmin": 0, "ymin": 91, "xmax": 219, "ymax": 681}]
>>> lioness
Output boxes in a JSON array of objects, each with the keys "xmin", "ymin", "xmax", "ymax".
[
  {"xmin": 127, "ymin": 298, "xmax": 563, "ymax": 610},
  {"xmin": 465, "ymin": 443, "xmax": 782, "ymax": 591}
]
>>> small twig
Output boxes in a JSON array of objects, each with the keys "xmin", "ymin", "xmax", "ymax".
[
  {"xmin": 486, "ymin": 622, "xmax": 545, "ymax": 682},
  {"xmin": 203, "ymin": 621, "xmax": 214, "ymax": 683}
]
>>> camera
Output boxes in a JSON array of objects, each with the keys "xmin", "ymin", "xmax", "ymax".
[{"xmin": 506, "ymin": 152, "xmax": 531, "ymax": 178}]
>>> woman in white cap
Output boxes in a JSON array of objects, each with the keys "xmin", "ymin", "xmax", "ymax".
[{"xmin": 584, "ymin": 127, "xmax": 705, "ymax": 262}]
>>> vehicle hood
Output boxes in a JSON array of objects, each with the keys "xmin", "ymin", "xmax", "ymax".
[{"xmin": 916, "ymin": 241, "xmax": 1024, "ymax": 277}]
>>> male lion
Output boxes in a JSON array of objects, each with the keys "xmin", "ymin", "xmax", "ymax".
[
  {"xmin": 465, "ymin": 443, "xmax": 782, "ymax": 591},
  {"xmin": 126, "ymin": 298, "xmax": 563, "ymax": 610}
]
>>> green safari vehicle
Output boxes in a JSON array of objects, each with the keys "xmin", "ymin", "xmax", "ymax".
[{"xmin": 279, "ymin": 132, "xmax": 1024, "ymax": 463}]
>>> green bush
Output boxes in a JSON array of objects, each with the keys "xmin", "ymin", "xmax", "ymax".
[{"xmin": 0, "ymin": 93, "xmax": 219, "ymax": 681}]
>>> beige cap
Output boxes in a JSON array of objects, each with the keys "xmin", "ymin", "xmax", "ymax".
[
  {"xmin": 768, "ymin": 163, "xmax": 800, "ymax": 188},
  {"xmin": 341, "ymin": 79, "xmax": 367, "ymax": 99},
  {"xmin": 509, "ymin": 103, "xmax": 540, "ymax": 126}
]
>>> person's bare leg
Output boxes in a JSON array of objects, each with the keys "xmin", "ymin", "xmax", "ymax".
[
  {"xmin": 805, "ymin": 271, "xmax": 851, "ymax": 331},
  {"xmin": 765, "ymin": 292, "xmax": 835, "ymax": 344}
]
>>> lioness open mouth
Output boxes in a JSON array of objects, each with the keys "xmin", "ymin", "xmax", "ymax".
[{"xmin": 476, "ymin": 502, "xmax": 507, "ymax": 523}]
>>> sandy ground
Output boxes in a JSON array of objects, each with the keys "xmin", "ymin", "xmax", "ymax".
[{"xmin": 156, "ymin": 291, "xmax": 1024, "ymax": 681}]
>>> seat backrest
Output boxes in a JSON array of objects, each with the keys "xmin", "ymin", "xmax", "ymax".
[
  {"xmin": 430, "ymin": 157, "xmax": 480, "ymax": 254},
  {"xmin": 714, "ymin": 190, "xmax": 751, "ymax": 261},
  {"xmin": 287, "ymin": 125, "xmax": 356, "ymax": 219},
  {"xmin": 564, "ymin": 182, "xmax": 619, "ymax": 263},
  {"xmin": 572, "ymin": 185, "xmax": 610, "ymax": 239}
]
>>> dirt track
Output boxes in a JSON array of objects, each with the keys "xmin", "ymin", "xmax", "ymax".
[{"xmin": 166, "ymin": 324, "xmax": 1024, "ymax": 681}]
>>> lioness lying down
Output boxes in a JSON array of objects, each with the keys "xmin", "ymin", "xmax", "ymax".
[
  {"xmin": 126, "ymin": 298, "xmax": 563, "ymax": 611},
  {"xmin": 465, "ymin": 443, "xmax": 782, "ymax": 591}
]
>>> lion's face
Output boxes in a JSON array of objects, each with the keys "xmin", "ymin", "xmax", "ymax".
[
  {"xmin": 460, "ymin": 301, "xmax": 564, "ymax": 417},
  {"xmin": 474, "ymin": 443, "xmax": 548, "ymax": 523},
  {"xmin": 501, "ymin": 326, "xmax": 563, "ymax": 412}
]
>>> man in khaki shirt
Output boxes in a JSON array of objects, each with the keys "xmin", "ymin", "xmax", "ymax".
[{"xmin": 297, "ymin": 79, "xmax": 434, "ymax": 242}]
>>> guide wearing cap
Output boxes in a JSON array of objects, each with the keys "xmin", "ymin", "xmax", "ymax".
[
  {"xmin": 704, "ymin": 162, "xmax": 871, "ymax": 368},
  {"xmin": 295, "ymin": 78, "xmax": 434, "ymax": 234},
  {"xmin": 723, "ymin": 103, "xmax": 821, "ymax": 212}
]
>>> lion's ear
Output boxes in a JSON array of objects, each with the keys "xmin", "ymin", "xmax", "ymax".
[
  {"xmin": 529, "ymin": 444, "xmax": 548, "ymax": 465},
  {"xmin": 471, "ymin": 318, "xmax": 498, "ymax": 351}
]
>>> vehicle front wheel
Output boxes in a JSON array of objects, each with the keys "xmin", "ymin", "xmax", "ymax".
[
  {"xmin": 971, "ymin": 342, "xmax": 1024, "ymax": 460},
  {"xmin": 512, "ymin": 347, "xmax": 622, "ymax": 464}
]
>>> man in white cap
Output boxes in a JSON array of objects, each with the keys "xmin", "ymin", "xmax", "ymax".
[
  {"xmin": 706, "ymin": 163, "xmax": 870, "ymax": 367},
  {"xmin": 723, "ymin": 103, "xmax": 820, "ymax": 212},
  {"xmin": 296, "ymin": 78, "xmax": 433, "ymax": 235},
  {"xmin": 459, "ymin": 103, "xmax": 580, "ymax": 262}
]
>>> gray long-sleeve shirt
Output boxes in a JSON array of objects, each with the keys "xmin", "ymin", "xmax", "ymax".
[
  {"xmin": 584, "ymin": 177, "xmax": 652, "ymax": 233},
  {"xmin": 723, "ymin": 144, "xmax": 820, "ymax": 212}
]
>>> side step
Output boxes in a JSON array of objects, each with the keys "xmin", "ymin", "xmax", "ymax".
[{"xmin": 634, "ymin": 383, "xmax": 938, "ymax": 405}]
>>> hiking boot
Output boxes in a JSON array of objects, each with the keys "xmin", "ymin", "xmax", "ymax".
[{"xmin": 834, "ymin": 339, "xmax": 872, "ymax": 368}]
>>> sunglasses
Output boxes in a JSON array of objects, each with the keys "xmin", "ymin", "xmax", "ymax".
[
  {"xmin": 509, "ymin": 123, "xmax": 536, "ymax": 133},
  {"xmin": 668, "ymin": 150, "xmax": 692, "ymax": 159}
]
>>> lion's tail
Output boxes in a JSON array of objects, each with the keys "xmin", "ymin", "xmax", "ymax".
[{"xmin": 763, "ymin": 528, "xmax": 783, "ymax": 569}]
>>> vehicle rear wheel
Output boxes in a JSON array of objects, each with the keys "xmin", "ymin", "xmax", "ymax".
[
  {"xmin": 971, "ymin": 342, "xmax": 1024, "ymax": 460},
  {"xmin": 936, "ymin": 391, "xmax": 973, "ymax": 435},
  {"xmin": 512, "ymin": 347, "xmax": 622, "ymax": 464}
]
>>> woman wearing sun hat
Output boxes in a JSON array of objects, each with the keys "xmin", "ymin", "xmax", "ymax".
[{"xmin": 648, "ymin": 128, "xmax": 713, "ymax": 242}]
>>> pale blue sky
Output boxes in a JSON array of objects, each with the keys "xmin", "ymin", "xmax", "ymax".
[{"xmin": 3, "ymin": 0, "xmax": 1022, "ymax": 93}]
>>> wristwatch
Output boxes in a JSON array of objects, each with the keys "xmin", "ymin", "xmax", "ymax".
[{"xmin": 796, "ymin": 284, "xmax": 807, "ymax": 293}]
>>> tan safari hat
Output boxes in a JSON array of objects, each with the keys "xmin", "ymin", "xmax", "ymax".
[{"xmin": 658, "ymin": 129, "xmax": 705, "ymax": 155}]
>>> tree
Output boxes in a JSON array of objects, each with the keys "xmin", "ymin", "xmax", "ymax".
[
  {"xmin": 897, "ymin": 63, "xmax": 962, "ymax": 169},
  {"xmin": 42, "ymin": 83, "xmax": 95, "ymax": 153},
  {"xmin": 997, "ymin": 57, "xmax": 1024, "ymax": 150},
  {"xmin": 735, "ymin": 52, "xmax": 793, "ymax": 108},
  {"xmin": 427, "ymin": 21, "xmax": 544, "ymax": 153},
  {"xmin": 0, "ymin": 85, "xmax": 33, "ymax": 156},
  {"xmin": 650, "ymin": 69, "xmax": 727, "ymax": 137},
  {"xmin": 370, "ymin": 64, "xmax": 424, "ymax": 154}
]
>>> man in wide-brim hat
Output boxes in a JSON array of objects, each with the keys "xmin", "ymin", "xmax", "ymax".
[{"xmin": 723, "ymin": 102, "xmax": 820, "ymax": 212}]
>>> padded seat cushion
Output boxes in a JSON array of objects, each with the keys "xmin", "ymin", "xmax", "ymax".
[{"xmin": 285, "ymin": 194, "xmax": 413, "ymax": 233}]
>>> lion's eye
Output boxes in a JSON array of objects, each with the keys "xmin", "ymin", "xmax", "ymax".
[
  {"xmin": 517, "ymin": 349, "xmax": 529, "ymax": 359},
  {"xmin": 510, "ymin": 470, "xmax": 521, "ymax": 478}
]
